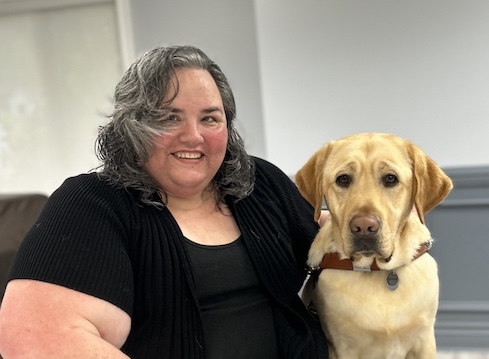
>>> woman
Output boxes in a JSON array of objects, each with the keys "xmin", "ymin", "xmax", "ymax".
[{"xmin": 0, "ymin": 45, "xmax": 328, "ymax": 358}]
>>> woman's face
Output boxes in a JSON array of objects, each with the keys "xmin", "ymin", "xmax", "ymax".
[{"xmin": 145, "ymin": 68, "xmax": 228, "ymax": 200}]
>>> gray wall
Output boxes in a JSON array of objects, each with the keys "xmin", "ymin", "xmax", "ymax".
[{"xmin": 427, "ymin": 166, "xmax": 489, "ymax": 349}]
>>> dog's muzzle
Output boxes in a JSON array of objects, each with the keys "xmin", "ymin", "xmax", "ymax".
[{"xmin": 350, "ymin": 214, "xmax": 380, "ymax": 253}]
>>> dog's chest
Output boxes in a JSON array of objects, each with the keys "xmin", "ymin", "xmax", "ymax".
[{"xmin": 312, "ymin": 257, "xmax": 439, "ymax": 354}]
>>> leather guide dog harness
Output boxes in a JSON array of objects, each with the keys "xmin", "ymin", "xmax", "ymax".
[{"xmin": 307, "ymin": 240, "xmax": 432, "ymax": 291}]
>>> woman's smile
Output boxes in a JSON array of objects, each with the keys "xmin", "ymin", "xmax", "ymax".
[{"xmin": 173, "ymin": 152, "xmax": 204, "ymax": 160}]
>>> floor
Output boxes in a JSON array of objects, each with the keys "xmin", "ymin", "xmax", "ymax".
[{"xmin": 437, "ymin": 352, "xmax": 489, "ymax": 359}]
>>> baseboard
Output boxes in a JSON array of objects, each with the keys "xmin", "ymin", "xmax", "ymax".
[{"xmin": 436, "ymin": 301, "xmax": 489, "ymax": 350}]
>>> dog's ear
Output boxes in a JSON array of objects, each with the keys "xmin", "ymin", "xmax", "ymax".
[
  {"xmin": 295, "ymin": 144, "xmax": 331, "ymax": 222},
  {"xmin": 408, "ymin": 143, "xmax": 453, "ymax": 224}
]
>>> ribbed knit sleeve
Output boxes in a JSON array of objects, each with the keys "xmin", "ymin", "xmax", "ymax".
[
  {"xmin": 8, "ymin": 173, "xmax": 206, "ymax": 359},
  {"xmin": 9, "ymin": 174, "xmax": 135, "ymax": 314}
]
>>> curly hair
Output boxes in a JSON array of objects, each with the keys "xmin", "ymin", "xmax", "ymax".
[{"xmin": 95, "ymin": 45, "xmax": 255, "ymax": 207}]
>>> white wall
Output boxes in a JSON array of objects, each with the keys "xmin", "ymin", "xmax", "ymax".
[
  {"xmin": 0, "ymin": 1, "xmax": 122, "ymax": 195},
  {"xmin": 255, "ymin": 0, "xmax": 489, "ymax": 175},
  {"xmin": 2, "ymin": 0, "xmax": 488, "ymax": 196}
]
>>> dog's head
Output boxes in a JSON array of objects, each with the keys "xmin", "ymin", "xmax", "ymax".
[{"xmin": 295, "ymin": 133, "xmax": 453, "ymax": 262}]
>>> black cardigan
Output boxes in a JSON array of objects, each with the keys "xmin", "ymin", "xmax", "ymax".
[{"xmin": 10, "ymin": 157, "xmax": 328, "ymax": 358}]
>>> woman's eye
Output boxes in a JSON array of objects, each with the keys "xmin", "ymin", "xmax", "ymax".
[
  {"xmin": 159, "ymin": 114, "xmax": 177, "ymax": 123},
  {"xmin": 202, "ymin": 116, "xmax": 216, "ymax": 122},
  {"xmin": 158, "ymin": 115, "xmax": 180, "ymax": 127}
]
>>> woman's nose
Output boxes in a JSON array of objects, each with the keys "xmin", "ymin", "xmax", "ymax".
[{"xmin": 179, "ymin": 120, "xmax": 203, "ymax": 143}]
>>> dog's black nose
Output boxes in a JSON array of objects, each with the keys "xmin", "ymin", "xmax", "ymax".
[{"xmin": 349, "ymin": 215, "xmax": 380, "ymax": 237}]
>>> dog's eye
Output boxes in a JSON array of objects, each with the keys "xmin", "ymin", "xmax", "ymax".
[
  {"xmin": 382, "ymin": 174, "xmax": 398, "ymax": 187},
  {"xmin": 336, "ymin": 174, "xmax": 351, "ymax": 187}
]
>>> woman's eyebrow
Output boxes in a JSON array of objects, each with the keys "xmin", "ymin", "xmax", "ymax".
[
  {"xmin": 202, "ymin": 106, "xmax": 224, "ymax": 114},
  {"xmin": 166, "ymin": 106, "xmax": 224, "ymax": 114}
]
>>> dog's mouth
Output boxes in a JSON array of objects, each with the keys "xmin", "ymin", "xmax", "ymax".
[
  {"xmin": 348, "ymin": 231, "xmax": 393, "ymax": 264},
  {"xmin": 350, "ymin": 250, "xmax": 393, "ymax": 263},
  {"xmin": 355, "ymin": 250, "xmax": 376, "ymax": 258},
  {"xmin": 350, "ymin": 237, "xmax": 383, "ymax": 256}
]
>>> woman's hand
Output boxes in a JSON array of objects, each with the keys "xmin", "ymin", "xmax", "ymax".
[{"xmin": 318, "ymin": 210, "xmax": 330, "ymax": 227}]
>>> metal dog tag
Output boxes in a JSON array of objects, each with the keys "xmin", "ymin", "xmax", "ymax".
[{"xmin": 386, "ymin": 271, "xmax": 399, "ymax": 291}]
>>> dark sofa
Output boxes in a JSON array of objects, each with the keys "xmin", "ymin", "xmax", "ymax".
[{"xmin": 0, "ymin": 194, "xmax": 48, "ymax": 302}]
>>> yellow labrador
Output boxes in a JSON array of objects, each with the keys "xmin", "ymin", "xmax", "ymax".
[{"xmin": 295, "ymin": 133, "xmax": 452, "ymax": 359}]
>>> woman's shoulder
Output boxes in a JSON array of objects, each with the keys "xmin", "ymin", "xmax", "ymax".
[
  {"xmin": 251, "ymin": 156, "xmax": 294, "ymax": 186},
  {"xmin": 40, "ymin": 173, "xmax": 142, "ymax": 238},
  {"xmin": 248, "ymin": 157, "xmax": 304, "ymax": 206},
  {"xmin": 252, "ymin": 156, "xmax": 285, "ymax": 175},
  {"xmin": 56, "ymin": 172, "xmax": 118, "ymax": 194},
  {"xmin": 50, "ymin": 172, "xmax": 136, "ymax": 208},
  {"xmin": 63, "ymin": 172, "xmax": 111, "ymax": 184}
]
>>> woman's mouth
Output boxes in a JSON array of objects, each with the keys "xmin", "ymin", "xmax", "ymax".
[{"xmin": 174, "ymin": 152, "xmax": 203, "ymax": 159}]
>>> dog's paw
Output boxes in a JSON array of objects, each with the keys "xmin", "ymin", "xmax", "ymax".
[
  {"xmin": 307, "ymin": 250, "xmax": 325, "ymax": 268},
  {"xmin": 308, "ymin": 227, "xmax": 336, "ymax": 268}
]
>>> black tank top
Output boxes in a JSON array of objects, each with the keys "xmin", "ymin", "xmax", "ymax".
[{"xmin": 184, "ymin": 237, "xmax": 279, "ymax": 359}]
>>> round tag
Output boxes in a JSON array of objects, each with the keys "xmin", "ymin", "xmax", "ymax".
[{"xmin": 387, "ymin": 271, "xmax": 399, "ymax": 291}]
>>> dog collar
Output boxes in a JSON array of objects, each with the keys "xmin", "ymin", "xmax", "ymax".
[
  {"xmin": 314, "ymin": 240, "xmax": 432, "ymax": 273},
  {"xmin": 307, "ymin": 240, "xmax": 432, "ymax": 291},
  {"xmin": 307, "ymin": 239, "xmax": 432, "ymax": 275}
]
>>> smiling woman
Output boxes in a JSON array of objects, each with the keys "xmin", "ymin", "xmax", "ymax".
[{"xmin": 0, "ymin": 45, "xmax": 329, "ymax": 359}]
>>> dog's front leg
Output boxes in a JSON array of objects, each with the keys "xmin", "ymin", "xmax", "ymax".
[
  {"xmin": 332, "ymin": 346, "xmax": 362, "ymax": 359},
  {"xmin": 328, "ymin": 349, "xmax": 338, "ymax": 359},
  {"xmin": 406, "ymin": 329, "xmax": 436, "ymax": 359}
]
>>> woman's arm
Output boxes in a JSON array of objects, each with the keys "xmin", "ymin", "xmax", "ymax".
[{"xmin": 0, "ymin": 279, "xmax": 131, "ymax": 358}]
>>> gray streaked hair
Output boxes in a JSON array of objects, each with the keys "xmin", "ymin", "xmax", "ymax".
[{"xmin": 95, "ymin": 45, "xmax": 255, "ymax": 207}]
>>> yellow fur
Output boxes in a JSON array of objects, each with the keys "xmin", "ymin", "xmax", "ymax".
[{"xmin": 296, "ymin": 133, "xmax": 452, "ymax": 359}]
